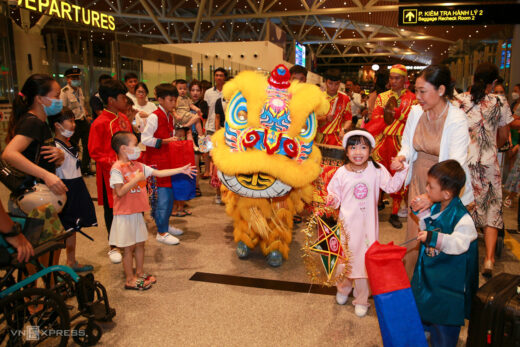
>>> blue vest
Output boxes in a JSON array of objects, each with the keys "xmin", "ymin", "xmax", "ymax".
[{"xmin": 411, "ymin": 197, "xmax": 478, "ymax": 326}]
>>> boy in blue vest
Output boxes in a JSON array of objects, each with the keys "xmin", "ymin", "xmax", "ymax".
[{"xmin": 410, "ymin": 159, "xmax": 478, "ymax": 347}]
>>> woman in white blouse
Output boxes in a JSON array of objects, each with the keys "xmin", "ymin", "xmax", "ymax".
[
  {"xmin": 391, "ymin": 65, "xmax": 474, "ymax": 278},
  {"xmin": 132, "ymin": 82, "xmax": 157, "ymax": 132}
]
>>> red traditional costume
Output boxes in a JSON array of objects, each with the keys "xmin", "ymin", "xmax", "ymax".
[
  {"xmin": 365, "ymin": 64, "xmax": 416, "ymax": 215},
  {"xmin": 142, "ymin": 106, "xmax": 175, "ymax": 187},
  {"xmin": 317, "ymin": 92, "xmax": 352, "ymax": 146},
  {"xmin": 88, "ymin": 109, "xmax": 132, "ymax": 208}
]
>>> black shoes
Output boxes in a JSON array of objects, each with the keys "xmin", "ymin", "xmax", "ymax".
[{"xmin": 389, "ymin": 214, "xmax": 403, "ymax": 229}]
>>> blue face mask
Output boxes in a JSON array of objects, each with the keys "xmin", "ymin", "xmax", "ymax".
[
  {"xmin": 43, "ymin": 97, "xmax": 63, "ymax": 116},
  {"xmin": 71, "ymin": 79, "xmax": 81, "ymax": 88}
]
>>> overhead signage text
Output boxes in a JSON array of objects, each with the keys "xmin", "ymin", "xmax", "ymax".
[
  {"xmin": 17, "ymin": 0, "xmax": 115, "ymax": 31},
  {"xmin": 399, "ymin": 4, "xmax": 520, "ymax": 26}
]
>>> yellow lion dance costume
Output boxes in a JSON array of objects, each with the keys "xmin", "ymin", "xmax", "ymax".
[{"xmin": 211, "ymin": 64, "xmax": 329, "ymax": 267}]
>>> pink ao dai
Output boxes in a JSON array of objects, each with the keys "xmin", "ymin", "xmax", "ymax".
[{"xmin": 327, "ymin": 162, "xmax": 408, "ymax": 278}]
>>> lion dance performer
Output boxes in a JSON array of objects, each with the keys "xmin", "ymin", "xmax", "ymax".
[
  {"xmin": 211, "ymin": 64, "xmax": 329, "ymax": 267},
  {"xmin": 316, "ymin": 70, "xmax": 352, "ymax": 146},
  {"xmin": 365, "ymin": 64, "xmax": 416, "ymax": 229}
]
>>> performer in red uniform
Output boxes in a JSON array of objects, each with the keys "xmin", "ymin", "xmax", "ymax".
[
  {"xmin": 365, "ymin": 64, "xmax": 416, "ymax": 229},
  {"xmin": 141, "ymin": 83, "xmax": 184, "ymax": 245},
  {"xmin": 317, "ymin": 70, "xmax": 352, "ymax": 146},
  {"xmin": 88, "ymin": 79, "xmax": 132, "ymax": 263}
]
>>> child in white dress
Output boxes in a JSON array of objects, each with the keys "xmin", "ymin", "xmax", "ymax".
[
  {"xmin": 109, "ymin": 131, "xmax": 196, "ymax": 290},
  {"xmin": 326, "ymin": 130, "xmax": 408, "ymax": 317}
]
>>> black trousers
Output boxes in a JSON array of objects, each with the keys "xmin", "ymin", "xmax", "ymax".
[
  {"xmin": 102, "ymin": 180, "xmax": 113, "ymax": 239},
  {"xmin": 70, "ymin": 118, "xmax": 91, "ymax": 172}
]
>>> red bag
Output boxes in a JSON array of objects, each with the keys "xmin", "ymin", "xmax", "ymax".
[
  {"xmin": 365, "ymin": 241, "xmax": 410, "ymax": 296},
  {"xmin": 168, "ymin": 140, "xmax": 195, "ymax": 168}
]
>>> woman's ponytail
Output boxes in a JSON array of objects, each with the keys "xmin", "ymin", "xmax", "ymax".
[
  {"xmin": 470, "ymin": 62, "xmax": 499, "ymax": 105},
  {"xmin": 7, "ymin": 74, "xmax": 55, "ymax": 142}
]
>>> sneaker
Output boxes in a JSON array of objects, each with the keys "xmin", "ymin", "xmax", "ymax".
[
  {"xmin": 336, "ymin": 292, "xmax": 349, "ymax": 305},
  {"xmin": 355, "ymin": 305, "xmax": 368, "ymax": 317},
  {"xmin": 156, "ymin": 233, "xmax": 180, "ymax": 245},
  {"xmin": 168, "ymin": 225, "xmax": 184, "ymax": 236},
  {"xmin": 389, "ymin": 214, "xmax": 403, "ymax": 229},
  {"xmin": 397, "ymin": 207, "xmax": 409, "ymax": 218},
  {"xmin": 108, "ymin": 249, "xmax": 122, "ymax": 264},
  {"xmin": 214, "ymin": 196, "xmax": 223, "ymax": 205}
]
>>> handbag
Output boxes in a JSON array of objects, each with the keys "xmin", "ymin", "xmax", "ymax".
[
  {"xmin": 0, "ymin": 141, "xmax": 40, "ymax": 195},
  {"xmin": 0, "ymin": 157, "xmax": 33, "ymax": 194}
]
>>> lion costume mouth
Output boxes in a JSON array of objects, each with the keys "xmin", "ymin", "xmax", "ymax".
[{"xmin": 218, "ymin": 171, "xmax": 292, "ymax": 198}]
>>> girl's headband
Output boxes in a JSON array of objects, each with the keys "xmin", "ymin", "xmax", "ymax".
[{"xmin": 342, "ymin": 130, "xmax": 376, "ymax": 149}]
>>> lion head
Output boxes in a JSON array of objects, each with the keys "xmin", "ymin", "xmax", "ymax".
[{"xmin": 211, "ymin": 64, "xmax": 329, "ymax": 198}]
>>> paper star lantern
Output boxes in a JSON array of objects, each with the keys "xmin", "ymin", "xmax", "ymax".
[{"xmin": 302, "ymin": 211, "xmax": 351, "ymax": 286}]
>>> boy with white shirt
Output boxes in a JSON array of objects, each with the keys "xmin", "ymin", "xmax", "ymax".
[
  {"xmin": 141, "ymin": 83, "xmax": 184, "ymax": 245},
  {"xmin": 410, "ymin": 160, "xmax": 478, "ymax": 346}
]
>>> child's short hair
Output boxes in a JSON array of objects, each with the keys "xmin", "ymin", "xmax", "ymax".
[
  {"xmin": 428, "ymin": 159, "xmax": 466, "ymax": 197},
  {"xmin": 111, "ymin": 131, "xmax": 134, "ymax": 153},
  {"xmin": 49, "ymin": 107, "xmax": 75, "ymax": 129},
  {"xmin": 99, "ymin": 80, "xmax": 127, "ymax": 105},
  {"xmin": 155, "ymin": 83, "xmax": 178, "ymax": 99},
  {"xmin": 175, "ymin": 79, "xmax": 187, "ymax": 86}
]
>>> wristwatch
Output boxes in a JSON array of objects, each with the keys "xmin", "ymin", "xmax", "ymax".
[{"xmin": 3, "ymin": 222, "xmax": 22, "ymax": 238}]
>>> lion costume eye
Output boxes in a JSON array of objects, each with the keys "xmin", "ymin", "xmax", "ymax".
[
  {"xmin": 299, "ymin": 112, "xmax": 317, "ymax": 141},
  {"xmin": 227, "ymin": 91, "xmax": 248, "ymax": 129}
]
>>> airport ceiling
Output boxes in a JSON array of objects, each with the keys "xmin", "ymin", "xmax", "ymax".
[{"xmin": 8, "ymin": 0, "xmax": 515, "ymax": 69}]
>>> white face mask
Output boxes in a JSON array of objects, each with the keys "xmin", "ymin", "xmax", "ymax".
[
  {"xmin": 512, "ymin": 92, "xmax": 519, "ymax": 101},
  {"xmin": 57, "ymin": 124, "xmax": 74, "ymax": 138},
  {"xmin": 127, "ymin": 146, "xmax": 141, "ymax": 160}
]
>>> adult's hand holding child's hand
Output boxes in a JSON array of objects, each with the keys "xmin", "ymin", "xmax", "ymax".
[
  {"xmin": 390, "ymin": 156, "xmax": 405, "ymax": 171},
  {"xmin": 410, "ymin": 194, "xmax": 433, "ymax": 213}
]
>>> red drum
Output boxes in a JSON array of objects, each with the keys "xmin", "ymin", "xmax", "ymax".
[{"xmin": 310, "ymin": 144, "xmax": 345, "ymax": 211}]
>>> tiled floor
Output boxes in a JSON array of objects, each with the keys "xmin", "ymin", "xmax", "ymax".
[{"xmin": 1, "ymin": 177, "xmax": 519, "ymax": 346}]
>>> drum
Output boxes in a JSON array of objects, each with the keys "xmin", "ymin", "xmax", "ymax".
[{"xmin": 311, "ymin": 144, "xmax": 345, "ymax": 210}]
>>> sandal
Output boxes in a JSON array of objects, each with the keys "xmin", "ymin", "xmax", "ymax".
[
  {"xmin": 172, "ymin": 211, "xmax": 188, "ymax": 217},
  {"xmin": 293, "ymin": 215, "xmax": 303, "ymax": 224},
  {"xmin": 195, "ymin": 187, "xmax": 202, "ymax": 197},
  {"xmin": 124, "ymin": 279, "xmax": 152, "ymax": 291},
  {"xmin": 182, "ymin": 209, "xmax": 192, "ymax": 216},
  {"xmin": 140, "ymin": 273, "xmax": 157, "ymax": 284}
]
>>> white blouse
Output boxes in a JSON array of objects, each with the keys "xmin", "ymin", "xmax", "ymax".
[{"xmin": 398, "ymin": 103, "xmax": 474, "ymax": 205}]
